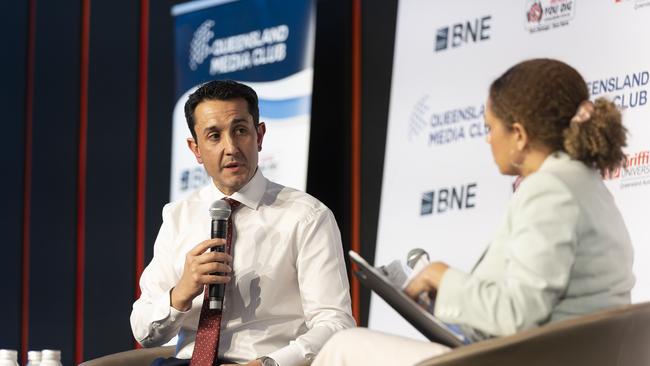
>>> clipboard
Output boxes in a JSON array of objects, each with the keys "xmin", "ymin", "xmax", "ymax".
[{"xmin": 349, "ymin": 250, "xmax": 465, "ymax": 348}]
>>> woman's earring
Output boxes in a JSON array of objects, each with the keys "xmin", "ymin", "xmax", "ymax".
[{"xmin": 510, "ymin": 149, "xmax": 524, "ymax": 169}]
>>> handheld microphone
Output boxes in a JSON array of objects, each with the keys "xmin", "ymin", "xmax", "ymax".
[
  {"xmin": 406, "ymin": 248, "xmax": 430, "ymax": 270},
  {"xmin": 406, "ymin": 248, "xmax": 433, "ymax": 311},
  {"xmin": 208, "ymin": 200, "xmax": 231, "ymax": 310}
]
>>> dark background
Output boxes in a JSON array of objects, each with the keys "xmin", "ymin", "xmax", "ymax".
[{"xmin": 0, "ymin": 0, "xmax": 398, "ymax": 364}]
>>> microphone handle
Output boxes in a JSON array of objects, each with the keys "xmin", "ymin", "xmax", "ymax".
[{"xmin": 209, "ymin": 218, "xmax": 228, "ymax": 310}]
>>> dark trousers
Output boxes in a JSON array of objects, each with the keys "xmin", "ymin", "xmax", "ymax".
[{"xmin": 150, "ymin": 357, "xmax": 190, "ymax": 366}]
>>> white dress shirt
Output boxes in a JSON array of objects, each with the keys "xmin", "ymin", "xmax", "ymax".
[{"xmin": 130, "ymin": 170, "xmax": 355, "ymax": 365}]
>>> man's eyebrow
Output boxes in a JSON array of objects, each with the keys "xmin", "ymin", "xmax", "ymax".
[
  {"xmin": 231, "ymin": 118, "xmax": 249, "ymax": 126},
  {"xmin": 201, "ymin": 118, "xmax": 250, "ymax": 135}
]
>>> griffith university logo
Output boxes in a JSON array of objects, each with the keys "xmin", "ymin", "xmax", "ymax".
[
  {"xmin": 434, "ymin": 15, "xmax": 492, "ymax": 52},
  {"xmin": 604, "ymin": 150, "xmax": 650, "ymax": 190}
]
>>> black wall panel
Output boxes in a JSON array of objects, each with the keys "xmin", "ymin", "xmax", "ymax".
[
  {"xmin": 145, "ymin": 0, "xmax": 175, "ymax": 266},
  {"xmin": 308, "ymin": 0, "xmax": 353, "ymax": 263},
  {"xmin": 307, "ymin": 0, "xmax": 399, "ymax": 326},
  {"xmin": 82, "ymin": 0, "xmax": 140, "ymax": 360},
  {"xmin": 28, "ymin": 1, "xmax": 81, "ymax": 365},
  {"xmin": 359, "ymin": 0, "xmax": 398, "ymax": 326},
  {"xmin": 0, "ymin": 0, "xmax": 28, "ymax": 351}
]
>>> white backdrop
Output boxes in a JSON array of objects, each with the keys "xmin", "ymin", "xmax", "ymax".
[{"xmin": 371, "ymin": 0, "xmax": 650, "ymax": 340}]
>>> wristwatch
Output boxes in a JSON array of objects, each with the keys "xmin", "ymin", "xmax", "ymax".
[{"xmin": 258, "ymin": 356, "xmax": 278, "ymax": 366}]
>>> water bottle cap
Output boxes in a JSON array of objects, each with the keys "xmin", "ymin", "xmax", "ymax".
[
  {"xmin": 28, "ymin": 351, "xmax": 42, "ymax": 361},
  {"xmin": 41, "ymin": 349, "xmax": 61, "ymax": 360},
  {"xmin": 0, "ymin": 350, "xmax": 18, "ymax": 360}
]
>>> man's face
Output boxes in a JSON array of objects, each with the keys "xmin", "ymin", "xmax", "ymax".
[{"xmin": 187, "ymin": 98, "xmax": 266, "ymax": 195}]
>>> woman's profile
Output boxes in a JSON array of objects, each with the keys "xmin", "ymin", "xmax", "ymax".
[{"xmin": 312, "ymin": 58, "xmax": 635, "ymax": 366}]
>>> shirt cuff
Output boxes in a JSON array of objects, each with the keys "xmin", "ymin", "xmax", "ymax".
[
  {"xmin": 434, "ymin": 267, "xmax": 469, "ymax": 322},
  {"xmin": 266, "ymin": 343, "xmax": 307, "ymax": 366},
  {"xmin": 151, "ymin": 289, "xmax": 190, "ymax": 324}
]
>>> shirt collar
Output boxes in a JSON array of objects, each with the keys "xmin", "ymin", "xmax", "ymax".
[
  {"xmin": 538, "ymin": 150, "xmax": 570, "ymax": 172},
  {"xmin": 513, "ymin": 151, "xmax": 570, "ymax": 192},
  {"xmin": 206, "ymin": 168, "xmax": 267, "ymax": 210}
]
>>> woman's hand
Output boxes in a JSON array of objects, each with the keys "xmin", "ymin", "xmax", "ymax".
[{"xmin": 404, "ymin": 262, "xmax": 449, "ymax": 300}]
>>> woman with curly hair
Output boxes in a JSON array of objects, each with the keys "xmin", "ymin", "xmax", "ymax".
[{"xmin": 313, "ymin": 59, "xmax": 635, "ymax": 366}]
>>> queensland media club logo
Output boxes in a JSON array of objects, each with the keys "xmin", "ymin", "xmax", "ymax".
[
  {"xmin": 435, "ymin": 15, "xmax": 492, "ymax": 52},
  {"xmin": 188, "ymin": 19, "xmax": 289, "ymax": 75},
  {"xmin": 421, "ymin": 182, "xmax": 477, "ymax": 216},
  {"xmin": 408, "ymin": 95, "xmax": 488, "ymax": 147},
  {"xmin": 189, "ymin": 20, "xmax": 216, "ymax": 71},
  {"xmin": 525, "ymin": 0, "xmax": 576, "ymax": 33},
  {"xmin": 604, "ymin": 150, "xmax": 650, "ymax": 190},
  {"xmin": 179, "ymin": 167, "xmax": 210, "ymax": 193},
  {"xmin": 587, "ymin": 71, "xmax": 649, "ymax": 110}
]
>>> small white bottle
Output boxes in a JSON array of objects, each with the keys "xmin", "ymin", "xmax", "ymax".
[
  {"xmin": 26, "ymin": 351, "xmax": 41, "ymax": 366},
  {"xmin": 0, "ymin": 349, "xmax": 19, "ymax": 366},
  {"xmin": 39, "ymin": 350, "xmax": 61, "ymax": 366}
]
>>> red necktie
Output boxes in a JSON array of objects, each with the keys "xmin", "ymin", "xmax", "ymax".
[{"xmin": 190, "ymin": 198, "xmax": 240, "ymax": 366}]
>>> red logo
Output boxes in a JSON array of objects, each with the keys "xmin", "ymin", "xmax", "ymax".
[
  {"xmin": 527, "ymin": 2, "xmax": 543, "ymax": 22},
  {"xmin": 604, "ymin": 150, "xmax": 650, "ymax": 179}
]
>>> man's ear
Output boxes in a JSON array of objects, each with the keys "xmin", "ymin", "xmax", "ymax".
[
  {"xmin": 511, "ymin": 122, "xmax": 529, "ymax": 151},
  {"xmin": 256, "ymin": 122, "xmax": 266, "ymax": 152},
  {"xmin": 187, "ymin": 137, "xmax": 203, "ymax": 164}
]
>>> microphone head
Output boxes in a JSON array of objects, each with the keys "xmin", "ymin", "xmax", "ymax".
[
  {"xmin": 209, "ymin": 200, "xmax": 231, "ymax": 220},
  {"xmin": 406, "ymin": 248, "xmax": 430, "ymax": 269}
]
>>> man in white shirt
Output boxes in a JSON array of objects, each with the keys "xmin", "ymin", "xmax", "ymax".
[{"xmin": 130, "ymin": 80, "xmax": 355, "ymax": 366}]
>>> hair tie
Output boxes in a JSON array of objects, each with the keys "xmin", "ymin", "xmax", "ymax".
[{"xmin": 571, "ymin": 100, "xmax": 594, "ymax": 124}]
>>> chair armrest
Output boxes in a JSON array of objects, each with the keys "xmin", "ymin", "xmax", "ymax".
[
  {"xmin": 79, "ymin": 345, "xmax": 176, "ymax": 366},
  {"xmin": 415, "ymin": 303, "xmax": 650, "ymax": 366}
]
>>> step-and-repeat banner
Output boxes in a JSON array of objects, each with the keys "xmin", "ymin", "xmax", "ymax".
[
  {"xmin": 171, "ymin": 0, "xmax": 316, "ymax": 201},
  {"xmin": 371, "ymin": 0, "xmax": 650, "ymax": 339}
]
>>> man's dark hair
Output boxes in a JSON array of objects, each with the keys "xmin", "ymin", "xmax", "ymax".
[{"xmin": 184, "ymin": 80, "xmax": 260, "ymax": 140}]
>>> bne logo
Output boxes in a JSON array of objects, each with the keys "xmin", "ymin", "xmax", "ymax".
[
  {"xmin": 421, "ymin": 183, "xmax": 477, "ymax": 215},
  {"xmin": 435, "ymin": 16, "xmax": 492, "ymax": 52}
]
